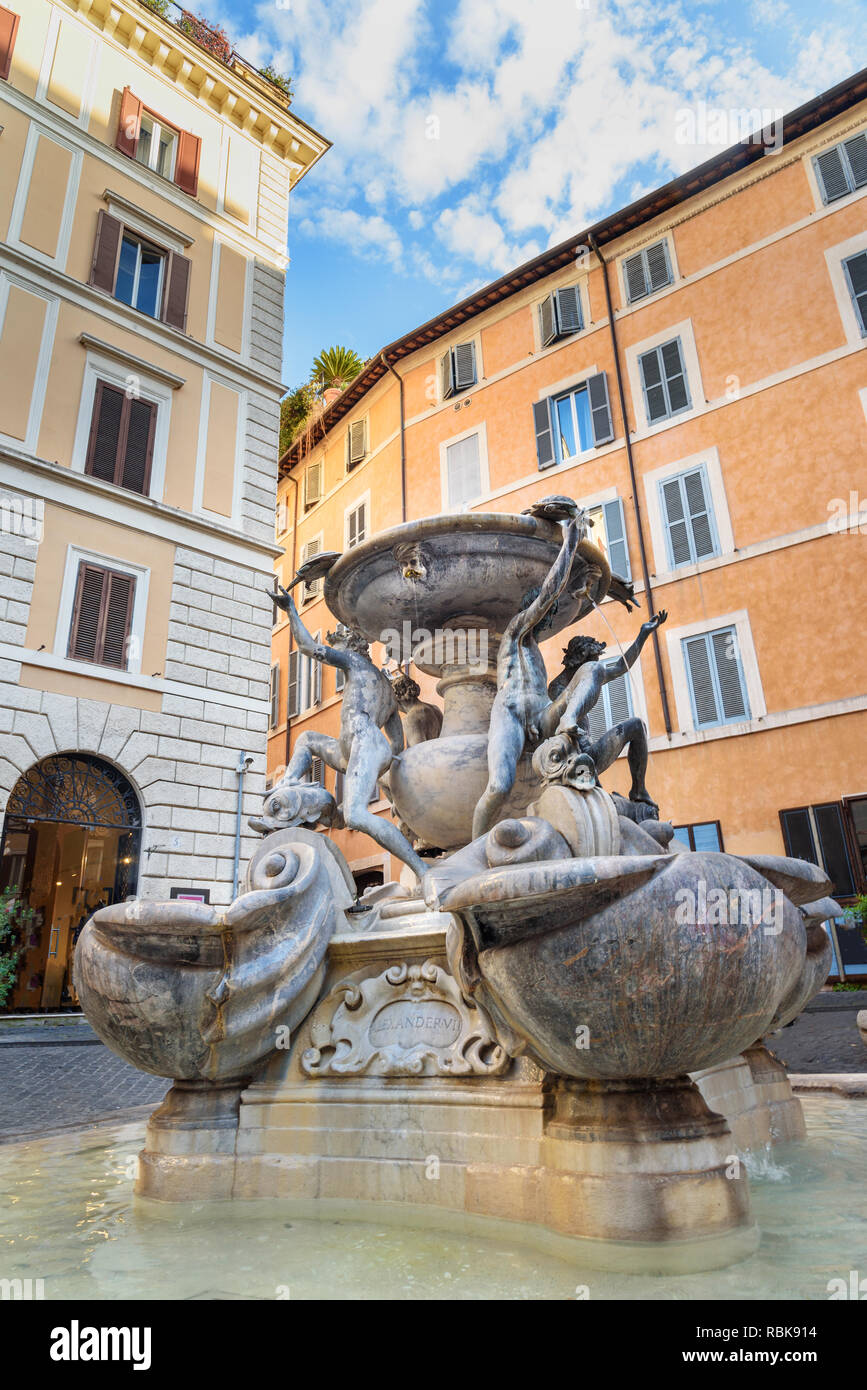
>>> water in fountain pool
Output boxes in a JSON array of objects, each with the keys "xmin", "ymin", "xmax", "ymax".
[{"xmin": 1, "ymin": 1096, "xmax": 865, "ymax": 1300}]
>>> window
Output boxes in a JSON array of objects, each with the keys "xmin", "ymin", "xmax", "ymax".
[
  {"xmin": 440, "ymin": 341, "xmax": 477, "ymax": 399},
  {"xmin": 275, "ymin": 497, "xmax": 288, "ymax": 536},
  {"xmin": 300, "ymin": 537, "xmax": 323, "ymax": 600},
  {"xmin": 303, "ymin": 460, "xmax": 322, "ymax": 511},
  {"xmin": 287, "ymin": 649, "xmax": 299, "ymax": 719},
  {"xmin": 445, "ymin": 433, "xmax": 482, "ymax": 508},
  {"xmin": 780, "ymin": 804, "xmax": 859, "ymax": 899},
  {"xmin": 638, "ymin": 338, "xmax": 691, "ymax": 423},
  {"xmin": 539, "ymin": 286, "xmax": 583, "ymax": 346},
  {"xmin": 346, "ymin": 419, "xmax": 368, "ymax": 469},
  {"xmin": 622, "ymin": 241, "xmax": 673, "ymax": 303},
  {"xmin": 67, "ymin": 561, "xmax": 135, "ymax": 670},
  {"xmin": 813, "ymin": 133, "xmax": 867, "ymax": 205},
  {"xmin": 89, "ymin": 212, "xmax": 191, "ymax": 331},
  {"xmin": 658, "ymin": 466, "xmax": 718, "ymax": 568},
  {"xmin": 346, "ymin": 499, "xmax": 367, "ymax": 549},
  {"xmin": 116, "ymin": 87, "xmax": 201, "ymax": 197},
  {"xmin": 587, "ymin": 498, "xmax": 630, "ymax": 580},
  {"xmin": 843, "ymin": 251, "xmax": 867, "ymax": 336},
  {"xmin": 533, "ymin": 373, "xmax": 614, "ymax": 469},
  {"xmin": 286, "ymin": 644, "xmax": 322, "ymax": 716},
  {"xmin": 0, "ymin": 6, "xmax": 19, "ymax": 82},
  {"xmin": 682, "ymin": 626, "xmax": 750, "ymax": 729},
  {"xmin": 269, "ymin": 663, "xmax": 280, "ymax": 729},
  {"xmin": 335, "ymin": 665, "xmax": 345, "ymax": 694},
  {"xmin": 586, "ymin": 671, "xmax": 633, "ymax": 743},
  {"xmin": 85, "ymin": 383, "xmax": 155, "ymax": 496},
  {"xmin": 672, "ymin": 822, "xmax": 724, "ymax": 852}
]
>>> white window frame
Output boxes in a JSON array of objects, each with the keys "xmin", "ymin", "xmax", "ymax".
[
  {"xmin": 439, "ymin": 422, "xmax": 490, "ymax": 512},
  {"xmin": 625, "ymin": 319, "xmax": 704, "ymax": 435},
  {"xmin": 666, "ymin": 610, "xmax": 766, "ymax": 735},
  {"xmin": 807, "ymin": 129, "xmax": 867, "ymax": 210},
  {"xmin": 825, "ymin": 229, "xmax": 867, "ymax": 348},
  {"xmin": 71, "ymin": 348, "xmax": 173, "ymax": 504},
  {"xmin": 136, "ymin": 112, "xmax": 178, "ymax": 180},
  {"xmin": 642, "ymin": 447, "xmax": 734, "ymax": 578},
  {"xmin": 55, "ymin": 545, "xmax": 150, "ymax": 677},
  {"xmin": 345, "ymin": 491, "xmax": 370, "ymax": 550}
]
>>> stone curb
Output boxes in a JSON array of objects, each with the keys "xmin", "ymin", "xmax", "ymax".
[{"xmin": 790, "ymin": 1073, "xmax": 867, "ymax": 1096}]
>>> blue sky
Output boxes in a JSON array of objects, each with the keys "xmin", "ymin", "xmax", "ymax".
[{"xmin": 202, "ymin": 0, "xmax": 863, "ymax": 388}]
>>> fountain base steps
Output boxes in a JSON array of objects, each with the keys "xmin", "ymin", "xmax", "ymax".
[{"xmin": 130, "ymin": 915, "xmax": 810, "ymax": 1272}]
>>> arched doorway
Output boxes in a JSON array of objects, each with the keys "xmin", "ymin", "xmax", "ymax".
[{"xmin": 0, "ymin": 755, "xmax": 141, "ymax": 1013}]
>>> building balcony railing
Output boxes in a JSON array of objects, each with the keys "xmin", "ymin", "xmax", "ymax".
[{"xmin": 135, "ymin": 0, "xmax": 294, "ymax": 107}]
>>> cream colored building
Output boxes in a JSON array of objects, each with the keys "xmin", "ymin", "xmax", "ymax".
[{"xmin": 0, "ymin": 0, "xmax": 328, "ymax": 1011}]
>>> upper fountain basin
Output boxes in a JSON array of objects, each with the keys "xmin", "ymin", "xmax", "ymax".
[{"xmin": 324, "ymin": 511, "xmax": 612, "ymax": 646}]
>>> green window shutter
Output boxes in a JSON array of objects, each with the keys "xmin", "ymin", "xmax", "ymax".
[
  {"xmin": 623, "ymin": 251, "xmax": 648, "ymax": 303},
  {"xmin": 287, "ymin": 649, "xmax": 299, "ymax": 717},
  {"xmin": 532, "ymin": 399, "xmax": 556, "ymax": 470},
  {"xmin": 844, "ymin": 252, "xmax": 867, "ymax": 335},
  {"xmin": 602, "ymin": 498, "xmax": 630, "ymax": 580},
  {"xmin": 814, "ymin": 145, "xmax": 850, "ymax": 203},
  {"xmin": 586, "ymin": 372, "xmax": 614, "ymax": 445},
  {"xmin": 539, "ymin": 294, "xmax": 557, "ymax": 347},
  {"xmin": 554, "ymin": 285, "xmax": 583, "ymax": 335}
]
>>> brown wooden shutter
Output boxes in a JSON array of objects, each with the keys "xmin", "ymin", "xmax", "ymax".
[
  {"xmin": 89, "ymin": 211, "xmax": 123, "ymax": 293},
  {"xmin": 175, "ymin": 129, "xmax": 201, "ymax": 197},
  {"xmin": 101, "ymin": 570, "xmax": 135, "ymax": 667},
  {"xmin": 68, "ymin": 563, "xmax": 106, "ymax": 662},
  {"xmin": 121, "ymin": 398, "xmax": 155, "ymax": 494},
  {"xmin": 0, "ymin": 6, "xmax": 19, "ymax": 82},
  {"xmin": 85, "ymin": 382, "xmax": 124, "ymax": 483},
  {"xmin": 162, "ymin": 251, "xmax": 191, "ymax": 331},
  {"xmin": 116, "ymin": 86, "xmax": 142, "ymax": 159}
]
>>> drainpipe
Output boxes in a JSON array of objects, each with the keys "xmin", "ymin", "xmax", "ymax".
[
  {"xmin": 283, "ymin": 469, "xmax": 300, "ymax": 774},
  {"xmin": 589, "ymin": 233, "xmax": 673, "ymax": 736},
  {"xmin": 380, "ymin": 350, "xmax": 407, "ymax": 523},
  {"xmin": 233, "ymin": 751, "xmax": 253, "ymax": 901}
]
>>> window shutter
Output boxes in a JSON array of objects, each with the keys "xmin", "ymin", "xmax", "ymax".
[
  {"xmin": 623, "ymin": 252, "xmax": 648, "ymax": 303},
  {"xmin": 645, "ymin": 241, "xmax": 672, "ymax": 292},
  {"xmin": 602, "ymin": 498, "xmax": 630, "ymax": 580},
  {"xmin": 101, "ymin": 570, "xmax": 135, "ymax": 668},
  {"xmin": 660, "ymin": 477, "xmax": 693, "ymax": 566},
  {"xmin": 121, "ymin": 397, "xmax": 155, "ymax": 495},
  {"xmin": 844, "ymin": 252, "xmax": 867, "ymax": 335},
  {"xmin": 275, "ymin": 498, "xmax": 287, "ymax": 535},
  {"xmin": 587, "ymin": 372, "xmax": 614, "ymax": 446},
  {"xmin": 347, "ymin": 502, "xmax": 366, "ymax": 548},
  {"xmin": 116, "ymin": 86, "xmax": 142, "ymax": 159},
  {"xmin": 586, "ymin": 696, "xmax": 607, "ymax": 743},
  {"xmin": 162, "ymin": 252, "xmax": 191, "ymax": 331},
  {"xmin": 313, "ymin": 647, "xmax": 322, "ymax": 705},
  {"xmin": 86, "ymin": 383, "xmax": 125, "ymax": 484},
  {"xmin": 269, "ymin": 664, "xmax": 280, "ymax": 728},
  {"xmin": 539, "ymin": 294, "xmax": 557, "ymax": 347},
  {"xmin": 335, "ymin": 665, "xmax": 345, "ymax": 693},
  {"xmin": 639, "ymin": 347, "xmax": 667, "ymax": 422},
  {"xmin": 813, "ymin": 802, "xmax": 856, "ymax": 898},
  {"xmin": 683, "ymin": 634, "xmax": 719, "ymax": 727},
  {"xmin": 335, "ymin": 769, "xmax": 344, "ymax": 801},
  {"xmin": 69, "ymin": 564, "xmax": 107, "ymax": 662},
  {"xmin": 661, "ymin": 338, "xmax": 690, "ymax": 412},
  {"xmin": 682, "ymin": 467, "xmax": 715, "ymax": 559},
  {"xmin": 304, "ymin": 461, "xmax": 322, "ymax": 509},
  {"xmin": 440, "ymin": 350, "xmax": 454, "ymax": 400},
  {"xmin": 814, "ymin": 146, "xmax": 849, "ymax": 203},
  {"xmin": 710, "ymin": 629, "xmax": 747, "ymax": 721},
  {"xmin": 532, "ymin": 399, "xmax": 556, "ymax": 470},
  {"xmin": 844, "ymin": 133, "xmax": 867, "ymax": 189},
  {"xmin": 606, "ymin": 671, "xmax": 632, "ymax": 726},
  {"xmin": 452, "ymin": 341, "xmax": 477, "ymax": 391},
  {"xmin": 287, "ymin": 649, "xmax": 299, "ymax": 718},
  {"xmin": 780, "ymin": 809, "xmax": 817, "ymax": 864},
  {"xmin": 89, "ymin": 211, "xmax": 123, "ymax": 294},
  {"xmin": 554, "ymin": 285, "xmax": 583, "ymax": 336},
  {"xmin": 347, "ymin": 419, "xmax": 366, "ymax": 468},
  {"xmin": 0, "ymin": 5, "xmax": 20, "ymax": 82},
  {"xmin": 301, "ymin": 536, "xmax": 322, "ymax": 597},
  {"xmin": 445, "ymin": 434, "xmax": 481, "ymax": 507},
  {"xmin": 175, "ymin": 129, "xmax": 201, "ymax": 198},
  {"xmin": 310, "ymin": 755, "xmax": 324, "ymax": 785}
]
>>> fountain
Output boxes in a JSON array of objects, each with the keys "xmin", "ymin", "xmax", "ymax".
[{"xmin": 74, "ymin": 500, "xmax": 844, "ymax": 1273}]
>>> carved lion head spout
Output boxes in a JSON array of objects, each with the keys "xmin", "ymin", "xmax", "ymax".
[{"xmin": 532, "ymin": 733, "xmax": 597, "ymax": 790}]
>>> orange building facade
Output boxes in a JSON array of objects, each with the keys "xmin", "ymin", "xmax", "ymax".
[{"xmin": 269, "ymin": 72, "xmax": 867, "ymax": 973}]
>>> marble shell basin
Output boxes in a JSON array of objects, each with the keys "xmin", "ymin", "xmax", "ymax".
[
  {"xmin": 389, "ymin": 735, "xmax": 542, "ymax": 850},
  {"xmin": 439, "ymin": 851, "xmax": 825, "ymax": 1080},
  {"xmin": 74, "ymin": 835, "xmax": 346, "ymax": 1085},
  {"xmin": 324, "ymin": 511, "xmax": 611, "ymax": 652}
]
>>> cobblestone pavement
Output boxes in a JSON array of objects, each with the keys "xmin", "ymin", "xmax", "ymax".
[
  {"xmin": 0, "ymin": 1025, "xmax": 168, "ymax": 1139},
  {"xmin": 771, "ymin": 992, "xmax": 867, "ymax": 1074}
]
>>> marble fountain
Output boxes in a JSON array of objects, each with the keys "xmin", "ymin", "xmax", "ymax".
[{"xmin": 73, "ymin": 500, "xmax": 844, "ymax": 1275}]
